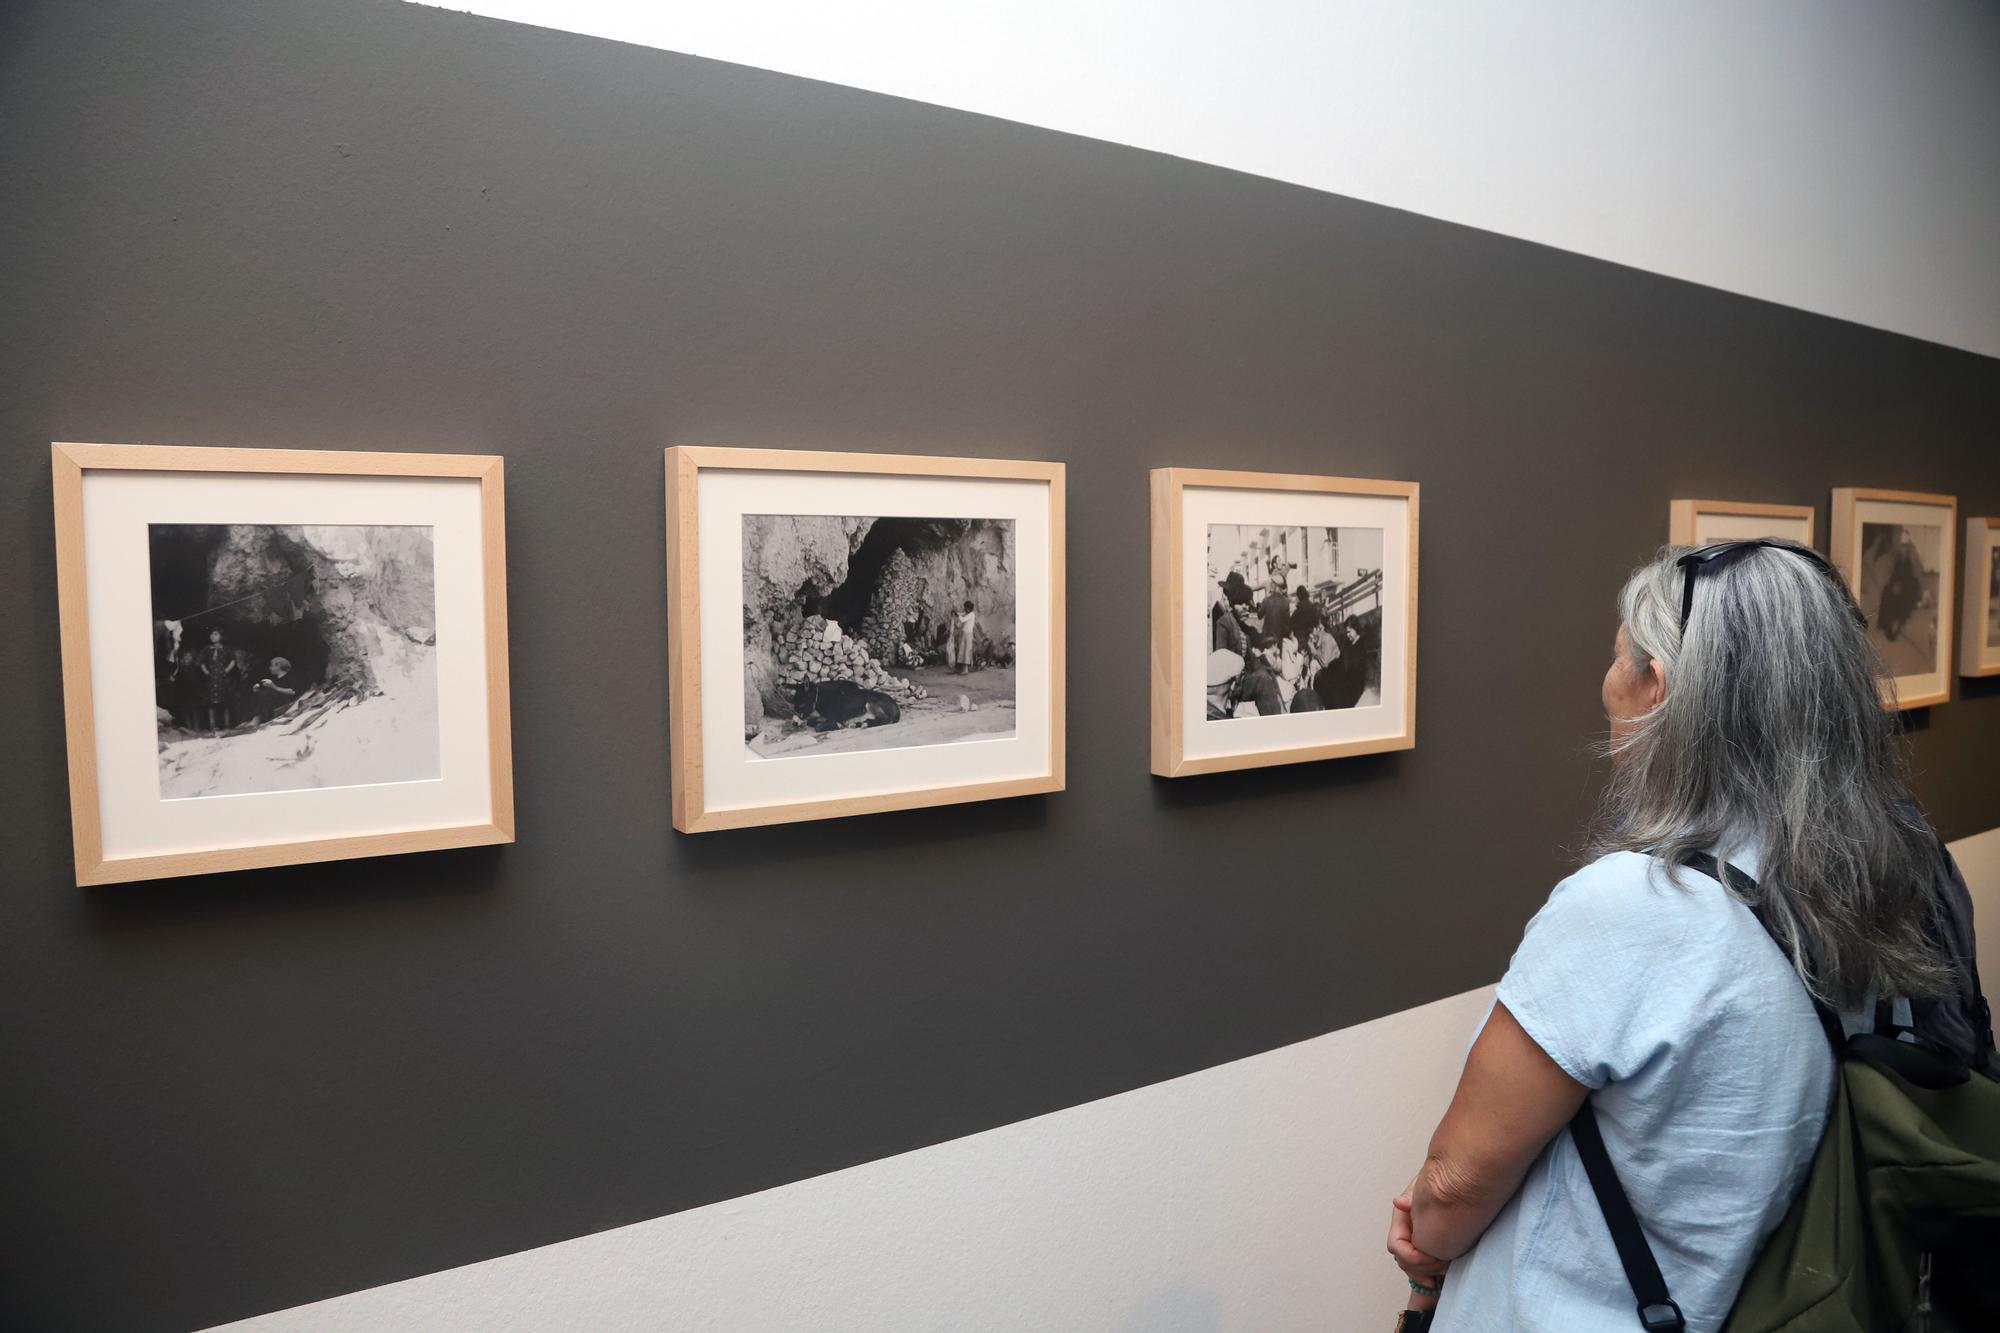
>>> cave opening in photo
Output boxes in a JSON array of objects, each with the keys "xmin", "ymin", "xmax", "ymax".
[
  {"xmin": 149, "ymin": 525, "xmax": 337, "ymax": 698},
  {"xmin": 821, "ymin": 518, "xmax": 985, "ymax": 661}
]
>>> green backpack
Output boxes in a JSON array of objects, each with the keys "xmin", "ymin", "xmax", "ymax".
[
  {"xmin": 1572, "ymin": 852, "xmax": 2000, "ymax": 1332},
  {"xmin": 1722, "ymin": 1051, "xmax": 2000, "ymax": 1330}
]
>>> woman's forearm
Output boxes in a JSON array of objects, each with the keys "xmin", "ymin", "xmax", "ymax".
[
  {"xmin": 1408, "ymin": 1152, "xmax": 1520, "ymax": 1260},
  {"xmin": 1404, "ymin": 1001, "xmax": 1589, "ymax": 1262}
]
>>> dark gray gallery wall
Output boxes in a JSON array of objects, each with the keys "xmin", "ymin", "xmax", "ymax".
[{"xmin": 1, "ymin": 1, "xmax": 1996, "ymax": 1327}]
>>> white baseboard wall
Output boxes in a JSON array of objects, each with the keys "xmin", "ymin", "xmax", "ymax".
[
  {"xmin": 1953, "ymin": 826, "xmax": 2000, "ymax": 992},
  {"xmin": 215, "ymin": 828, "xmax": 2000, "ymax": 1332}
]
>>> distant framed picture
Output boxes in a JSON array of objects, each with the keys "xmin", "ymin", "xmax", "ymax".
[
  {"xmin": 51, "ymin": 442, "xmax": 515, "ymax": 885},
  {"xmin": 1668, "ymin": 498, "xmax": 1815, "ymax": 548},
  {"xmin": 1830, "ymin": 487, "xmax": 1956, "ymax": 710},
  {"xmin": 1150, "ymin": 468, "xmax": 1417, "ymax": 778},
  {"xmin": 1961, "ymin": 516, "xmax": 2000, "ymax": 678},
  {"xmin": 666, "ymin": 446, "xmax": 1064, "ymax": 832}
]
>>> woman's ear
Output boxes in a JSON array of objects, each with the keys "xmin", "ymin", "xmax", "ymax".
[{"xmin": 1646, "ymin": 658, "xmax": 1668, "ymax": 708}]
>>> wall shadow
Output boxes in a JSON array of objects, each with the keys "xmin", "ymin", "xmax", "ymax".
[
  {"xmin": 81, "ymin": 843, "xmax": 503, "ymax": 935},
  {"xmin": 673, "ymin": 790, "xmax": 1052, "ymax": 880},
  {"xmin": 1957, "ymin": 674, "xmax": 2000, "ymax": 703},
  {"xmin": 1149, "ymin": 749, "xmax": 1402, "ymax": 813}
]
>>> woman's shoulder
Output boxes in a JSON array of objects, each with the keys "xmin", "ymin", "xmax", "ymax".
[
  {"xmin": 1548, "ymin": 849, "xmax": 1663, "ymax": 905},
  {"xmin": 1535, "ymin": 850, "xmax": 1741, "ymax": 937},
  {"xmin": 1560, "ymin": 847, "xmax": 1755, "ymax": 894}
]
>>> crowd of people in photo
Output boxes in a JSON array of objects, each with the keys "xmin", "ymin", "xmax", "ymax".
[
  {"xmin": 1205, "ymin": 562, "xmax": 1381, "ymax": 719},
  {"xmin": 153, "ymin": 623, "xmax": 305, "ymax": 735}
]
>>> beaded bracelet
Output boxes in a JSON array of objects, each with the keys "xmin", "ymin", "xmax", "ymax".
[{"xmin": 1408, "ymin": 1276, "xmax": 1444, "ymax": 1298}]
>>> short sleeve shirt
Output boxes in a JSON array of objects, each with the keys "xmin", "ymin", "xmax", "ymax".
[{"xmin": 1432, "ymin": 847, "xmax": 1835, "ymax": 1333}]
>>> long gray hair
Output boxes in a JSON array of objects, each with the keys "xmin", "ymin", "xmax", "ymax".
[{"xmin": 1591, "ymin": 541, "xmax": 1950, "ymax": 1009}]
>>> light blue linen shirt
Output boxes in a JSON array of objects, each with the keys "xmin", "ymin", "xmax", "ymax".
[{"xmin": 1432, "ymin": 846, "xmax": 1835, "ymax": 1333}]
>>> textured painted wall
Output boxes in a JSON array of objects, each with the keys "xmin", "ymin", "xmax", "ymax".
[{"xmin": 2, "ymin": 2, "xmax": 1997, "ymax": 1329}]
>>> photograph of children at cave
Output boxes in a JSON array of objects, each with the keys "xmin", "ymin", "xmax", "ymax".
[{"xmin": 148, "ymin": 523, "xmax": 441, "ymax": 799}]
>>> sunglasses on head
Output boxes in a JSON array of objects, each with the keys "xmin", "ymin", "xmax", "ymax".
[{"xmin": 1673, "ymin": 539, "xmax": 1864, "ymax": 639}]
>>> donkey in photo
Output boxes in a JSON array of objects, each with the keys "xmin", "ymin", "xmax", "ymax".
[{"xmin": 790, "ymin": 678, "xmax": 902, "ymax": 732}]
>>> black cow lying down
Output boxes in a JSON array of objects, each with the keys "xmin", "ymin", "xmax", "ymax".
[{"xmin": 790, "ymin": 679, "xmax": 901, "ymax": 731}]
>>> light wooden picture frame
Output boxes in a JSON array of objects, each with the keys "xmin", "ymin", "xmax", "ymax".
[
  {"xmin": 52, "ymin": 442, "xmax": 515, "ymax": 885},
  {"xmin": 1960, "ymin": 516, "xmax": 2000, "ymax": 678},
  {"xmin": 666, "ymin": 446, "xmax": 1065, "ymax": 832},
  {"xmin": 1668, "ymin": 498, "xmax": 1816, "ymax": 548},
  {"xmin": 1830, "ymin": 487, "xmax": 1957, "ymax": 710},
  {"xmin": 1151, "ymin": 468, "xmax": 1418, "ymax": 778}
]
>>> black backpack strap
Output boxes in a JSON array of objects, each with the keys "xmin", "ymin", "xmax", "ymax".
[
  {"xmin": 1569, "ymin": 1102, "xmax": 1685, "ymax": 1331},
  {"xmin": 1680, "ymin": 852, "xmax": 1848, "ymax": 1050}
]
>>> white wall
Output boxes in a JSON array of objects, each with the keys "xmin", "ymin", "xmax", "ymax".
[
  {"xmin": 1955, "ymin": 826, "xmax": 2000, "ymax": 990},
  {"xmin": 413, "ymin": 0, "xmax": 2000, "ymax": 361}
]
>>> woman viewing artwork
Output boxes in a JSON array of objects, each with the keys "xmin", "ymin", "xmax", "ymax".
[{"xmin": 1384, "ymin": 540, "xmax": 1995, "ymax": 1331}]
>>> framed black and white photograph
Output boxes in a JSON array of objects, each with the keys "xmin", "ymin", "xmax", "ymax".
[
  {"xmin": 52, "ymin": 443, "xmax": 515, "ymax": 884},
  {"xmin": 1960, "ymin": 516, "xmax": 2000, "ymax": 678},
  {"xmin": 1151, "ymin": 469, "xmax": 1417, "ymax": 777},
  {"xmin": 668, "ymin": 447, "xmax": 1063, "ymax": 831},
  {"xmin": 1831, "ymin": 487, "xmax": 1956, "ymax": 710}
]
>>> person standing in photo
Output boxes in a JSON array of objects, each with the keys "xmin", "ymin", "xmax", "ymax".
[
  {"xmin": 1222, "ymin": 563, "xmax": 1254, "ymax": 608},
  {"xmin": 949, "ymin": 600, "xmax": 978, "ymax": 674},
  {"xmin": 195, "ymin": 627, "xmax": 239, "ymax": 733},
  {"xmin": 1258, "ymin": 577, "xmax": 1291, "ymax": 649},
  {"xmin": 1302, "ymin": 624, "xmax": 1341, "ymax": 711},
  {"xmin": 169, "ymin": 648, "xmax": 201, "ymax": 727},
  {"xmin": 1289, "ymin": 584, "xmax": 1323, "ymax": 650},
  {"xmin": 1316, "ymin": 617, "xmax": 1370, "ymax": 709},
  {"xmin": 1211, "ymin": 582, "xmax": 1247, "ymax": 657}
]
